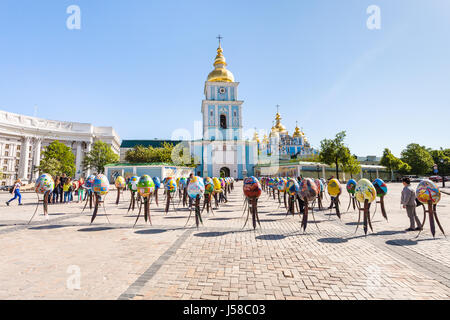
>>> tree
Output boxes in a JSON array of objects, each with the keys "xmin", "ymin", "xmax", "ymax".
[
  {"xmin": 401, "ymin": 144, "xmax": 434, "ymax": 175},
  {"xmin": 39, "ymin": 141, "xmax": 76, "ymax": 177},
  {"xmin": 125, "ymin": 142, "xmax": 196, "ymax": 167},
  {"xmin": 380, "ymin": 148, "xmax": 411, "ymax": 179},
  {"xmin": 319, "ymin": 131, "xmax": 352, "ymax": 178},
  {"xmin": 82, "ymin": 140, "xmax": 119, "ymax": 174},
  {"xmin": 429, "ymin": 148, "xmax": 450, "ymax": 175},
  {"xmin": 342, "ymin": 155, "xmax": 361, "ymax": 179},
  {"xmin": 38, "ymin": 158, "xmax": 62, "ymax": 177}
]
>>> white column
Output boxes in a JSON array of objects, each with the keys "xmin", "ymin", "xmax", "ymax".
[
  {"xmin": 376, "ymin": 169, "xmax": 379, "ymax": 179},
  {"xmin": 31, "ymin": 137, "xmax": 42, "ymax": 181},
  {"xmin": 85, "ymin": 142, "xmax": 92, "ymax": 176},
  {"xmin": 203, "ymin": 142, "xmax": 208, "ymax": 177},
  {"xmin": 75, "ymin": 141, "xmax": 83, "ymax": 179},
  {"xmin": 322, "ymin": 166, "xmax": 326, "ymax": 179},
  {"xmin": 18, "ymin": 136, "xmax": 31, "ymax": 182},
  {"xmin": 241, "ymin": 142, "xmax": 247, "ymax": 178}
]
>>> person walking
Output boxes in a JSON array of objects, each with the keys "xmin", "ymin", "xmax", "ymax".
[
  {"xmin": 401, "ymin": 177, "xmax": 422, "ymax": 231},
  {"xmin": 59, "ymin": 173, "xmax": 67, "ymax": 203},
  {"xmin": 63, "ymin": 178, "xmax": 71, "ymax": 203},
  {"xmin": 6, "ymin": 179, "xmax": 23, "ymax": 206}
]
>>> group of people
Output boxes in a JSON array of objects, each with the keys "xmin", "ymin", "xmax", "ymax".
[{"xmin": 5, "ymin": 173, "xmax": 89, "ymax": 206}]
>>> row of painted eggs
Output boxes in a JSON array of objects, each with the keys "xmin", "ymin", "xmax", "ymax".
[{"xmin": 35, "ymin": 173, "xmax": 110, "ymax": 196}]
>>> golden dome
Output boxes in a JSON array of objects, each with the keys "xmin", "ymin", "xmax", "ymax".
[
  {"xmin": 293, "ymin": 122, "xmax": 303, "ymax": 138},
  {"xmin": 262, "ymin": 134, "xmax": 269, "ymax": 144},
  {"xmin": 253, "ymin": 130, "xmax": 260, "ymax": 143},
  {"xmin": 273, "ymin": 112, "xmax": 288, "ymax": 135},
  {"xmin": 207, "ymin": 45, "xmax": 235, "ymax": 82}
]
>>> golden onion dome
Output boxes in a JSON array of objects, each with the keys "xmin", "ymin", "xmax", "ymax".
[
  {"xmin": 253, "ymin": 130, "xmax": 260, "ymax": 143},
  {"xmin": 274, "ymin": 112, "xmax": 288, "ymax": 135},
  {"xmin": 262, "ymin": 134, "xmax": 269, "ymax": 144},
  {"xmin": 293, "ymin": 123, "xmax": 303, "ymax": 138},
  {"xmin": 207, "ymin": 45, "xmax": 235, "ymax": 82}
]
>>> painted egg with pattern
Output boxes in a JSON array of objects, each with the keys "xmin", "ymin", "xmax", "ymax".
[
  {"xmin": 346, "ymin": 179, "xmax": 357, "ymax": 195},
  {"xmin": 128, "ymin": 176, "xmax": 139, "ymax": 192},
  {"xmin": 355, "ymin": 179, "xmax": 377, "ymax": 203},
  {"xmin": 327, "ymin": 179, "xmax": 342, "ymax": 197},
  {"xmin": 179, "ymin": 177, "xmax": 188, "ymax": 188},
  {"xmin": 416, "ymin": 179, "xmax": 441, "ymax": 205},
  {"xmin": 35, "ymin": 173, "xmax": 55, "ymax": 194},
  {"xmin": 152, "ymin": 177, "xmax": 161, "ymax": 189},
  {"xmin": 315, "ymin": 178, "xmax": 324, "ymax": 193},
  {"xmin": 299, "ymin": 178, "xmax": 318, "ymax": 202},
  {"xmin": 277, "ymin": 178, "xmax": 287, "ymax": 192},
  {"xmin": 84, "ymin": 174, "xmax": 96, "ymax": 191},
  {"xmin": 243, "ymin": 176, "xmax": 262, "ymax": 198},
  {"xmin": 115, "ymin": 176, "xmax": 126, "ymax": 189},
  {"xmin": 167, "ymin": 179, "xmax": 177, "ymax": 193},
  {"xmin": 187, "ymin": 176, "xmax": 205, "ymax": 199},
  {"xmin": 137, "ymin": 175, "xmax": 155, "ymax": 198},
  {"xmin": 213, "ymin": 177, "xmax": 222, "ymax": 191},
  {"xmin": 204, "ymin": 177, "xmax": 214, "ymax": 195},
  {"xmin": 372, "ymin": 178, "xmax": 388, "ymax": 197},
  {"xmin": 286, "ymin": 178, "xmax": 299, "ymax": 196},
  {"xmin": 93, "ymin": 174, "xmax": 109, "ymax": 196}
]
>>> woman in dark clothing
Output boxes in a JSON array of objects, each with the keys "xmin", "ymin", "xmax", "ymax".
[{"xmin": 52, "ymin": 177, "xmax": 60, "ymax": 204}]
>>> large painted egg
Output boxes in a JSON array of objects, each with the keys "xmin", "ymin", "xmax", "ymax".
[
  {"xmin": 137, "ymin": 175, "xmax": 155, "ymax": 198},
  {"xmin": 35, "ymin": 173, "xmax": 55, "ymax": 194},
  {"xmin": 219, "ymin": 177, "xmax": 226, "ymax": 189},
  {"xmin": 187, "ymin": 176, "xmax": 205, "ymax": 199},
  {"xmin": 204, "ymin": 177, "xmax": 214, "ymax": 195},
  {"xmin": 179, "ymin": 177, "xmax": 188, "ymax": 189},
  {"xmin": 243, "ymin": 176, "xmax": 262, "ymax": 198},
  {"xmin": 164, "ymin": 177, "xmax": 174, "ymax": 188},
  {"xmin": 213, "ymin": 177, "xmax": 222, "ymax": 191},
  {"xmin": 327, "ymin": 179, "xmax": 342, "ymax": 197},
  {"xmin": 277, "ymin": 179, "xmax": 287, "ymax": 192},
  {"xmin": 372, "ymin": 178, "xmax": 388, "ymax": 197},
  {"xmin": 152, "ymin": 177, "xmax": 161, "ymax": 189},
  {"xmin": 416, "ymin": 179, "xmax": 441, "ymax": 205},
  {"xmin": 93, "ymin": 174, "xmax": 109, "ymax": 196},
  {"xmin": 268, "ymin": 178, "xmax": 275, "ymax": 189},
  {"xmin": 72, "ymin": 180, "xmax": 79, "ymax": 191},
  {"xmin": 355, "ymin": 179, "xmax": 376, "ymax": 203},
  {"xmin": 78, "ymin": 177, "xmax": 85, "ymax": 187},
  {"xmin": 84, "ymin": 174, "xmax": 96, "ymax": 191},
  {"xmin": 299, "ymin": 178, "xmax": 318, "ymax": 202},
  {"xmin": 167, "ymin": 179, "xmax": 177, "ymax": 193},
  {"xmin": 346, "ymin": 179, "xmax": 357, "ymax": 195},
  {"xmin": 315, "ymin": 179, "xmax": 324, "ymax": 193},
  {"xmin": 286, "ymin": 178, "xmax": 299, "ymax": 196},
  {"xmin": 128, "ymin": 176, "xmax": 139, "ymax": 192},
  {"xmin": 115, "ymin": 176, "xmax": 126, "ymax": 189}
]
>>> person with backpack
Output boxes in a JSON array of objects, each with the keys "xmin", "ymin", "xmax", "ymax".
[{"xmin": 6, "ymin": 179, "xmax": 23, "ymax": 206}]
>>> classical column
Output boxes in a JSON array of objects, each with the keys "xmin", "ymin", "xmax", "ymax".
[
  {"xmin": 75, "ymin": 141, "xmax": 83, "ymax": 179},
  {"xmin": 202, "ymin": 142, "xmax": 208, "ymax": 177},
  {"xmin": 18, "ymin": 136, "xmax": 31, "ymax": 182},
  {"xmin": 241, "ymin": 142, "xmax": 247, "ymax": 178},
  {"xmin": 31, "ymin": 137, "xmax": 42, "ymax": 181},
  {"xmin": 85, "ymin": 142, "xmax": 92, "ymax": 177}
]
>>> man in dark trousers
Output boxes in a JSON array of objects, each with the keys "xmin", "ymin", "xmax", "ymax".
[
  {"xmin": 59, "ymin": 173, "xmax": 67, "ymax": 203},
  {"xmin": 401, "ymin": 177, "xmax": 422, "ymax": 231}
]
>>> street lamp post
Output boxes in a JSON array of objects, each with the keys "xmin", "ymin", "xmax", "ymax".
[
  {"xmin": 316, "ymin": 165, "xmax": 320, "ymax": 179},
  {"xmin": 440, "ymin": 159, "xmax": 445, "ymax": 188}
]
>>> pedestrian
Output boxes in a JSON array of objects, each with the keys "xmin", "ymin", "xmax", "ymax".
[
  {"xmin": 401, "ymin": 177, "xmax": 422, "ymax": 231},
  {"xmin": 63, "ymin": 178, "xmax": 71, "ymax": 203},
  {"xmin": 78, "ymin": 184, "xmax": 84, "ymax": 203},
  {"xmin": 6, "ymin": 179, "xmax": 23, "ymax": 206},
  {"xmin": 52, "ymin": 176, "xmax": 60, "ymax": 204},
  {"xmin": 59, "ymin": 173, "xmax": 67, "ymax": 203}
]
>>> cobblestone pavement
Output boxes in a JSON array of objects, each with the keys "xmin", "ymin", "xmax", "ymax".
[{"xmin": 0, "ymin": 182, "xmax": 449, "ymax": 300}]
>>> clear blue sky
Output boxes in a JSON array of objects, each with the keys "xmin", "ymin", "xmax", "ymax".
[{"xmin": 1, "ymin": 0, "xmax": 449, "ymax": 157}]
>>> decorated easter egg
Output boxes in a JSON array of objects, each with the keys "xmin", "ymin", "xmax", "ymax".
[
  {"xmin": 204, "ymin": 177, "xmax": 214, "ymax": 195},
  {"xmin": 219, "ymin": 177, "xmax": 226, "ymax": 189},
  {"xmin": 35, "ymin": 173, "xmax": 55, "ymax": 194},
  {"xmin": 72, "ymin": 180, "xmax": 79, "ymax": 191},
  {"xmin": 187, "ymin": 176, "xmax": 205, "ymax": 199},
  {"xmin": 327, "ymin": 179, "xmax": 342, "ymax": 197},
  {"xmin": 315, "ymin": 179, "xmax": 324, "ymax": 193},
  {"xmin": 115, "ymin": 176, "xmax": 126, "ymax": 189},
  {"xmin": 93, "ymin": 174, "xmax": 109, "ymax": 196},
  {"xmin": 286, "ymin": 178, "xmax": 299, "ymax": 196},
  {"xmin": 167, "ymin": 178, "xmax": 177, "ymax": 193},
  {"xmin": 152, "ymin": 177, "xmax": 161, "ymax": 189},
  {"xmin": 128, "ymin": 176, "xmax": 139, "ymax": 192},
  {"xmin": 179, "ymin": 177, "xmax": 188, "ymax": 189},
  {"xmin": 355, "ymin": 179, "xmax": 376, "ymax": 203},
  {"xmin": 164, "ymin": 177, "xmax": 174, "ymax": 188},
  {"xmin": 277, "ymin": 178, "xmax": 287, "ymax": 192},
  {"xmin": 78, "ymin": 177, "xmax": 85, "ymax": 187},
  {"xmin": 213, "ymin": 177, "xmax": 222, "ymax": 192},
  {"xmin": 372, "ymin": 178, "xmax": 388, "ymax": 197},
  {"xmin": 416, "ymin": 179, "xmax": 441, "ymax": 205},
  {"xmin": 137, "ymin": 175, "xmax": 155, "ymax": 198},
  {"xmin": 346, "ymin": 179, "xmax": 357, "ymax": 195},
  {"xmin": 84, "ymin": 174, "xmax": 96, "ymax": 191},
  {"xmin": 268, "ymin": 178, "xmax": 275, "ymax": 189},
  {"xmin": 299, "ymin": 178, "xmax": 318, "ymax": 202},
  {"xmin": 243, "ymin": 176, "xmax": 262, "ymax": 198}
]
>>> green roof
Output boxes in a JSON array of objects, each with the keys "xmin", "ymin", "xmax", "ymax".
[{"xmin": 120, "ymin": 140, "xmax": 183, "ymax": 148}]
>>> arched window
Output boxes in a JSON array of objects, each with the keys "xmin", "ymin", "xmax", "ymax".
[{"xmin": 220, "ymin": 114, "xmax": 227, "ymax": 129}]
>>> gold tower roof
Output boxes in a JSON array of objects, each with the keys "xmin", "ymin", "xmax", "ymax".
[
  {"xmin": 207, "ymin": 44, "xmax": 235, "ymax": 82},
  {"xmin": 273, "ymin": 112, "xmax": 288, "ymax": 135},
  {"xmin": 253, "ymin": 130, "xmax": 260, "ymax": 143},
  {"xmin": 293, "ymin": 122, "xmax": 304, "ymax": 138}
]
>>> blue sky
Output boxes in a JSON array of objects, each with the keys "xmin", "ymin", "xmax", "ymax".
[{"xmin": 1, "ymin": 0, "xmax": 449, "ymax": 157}]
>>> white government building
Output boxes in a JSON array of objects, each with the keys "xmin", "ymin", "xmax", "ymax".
[{"xmin": 0, "ymin": 110, "xmax": 121, "ymax": 186}]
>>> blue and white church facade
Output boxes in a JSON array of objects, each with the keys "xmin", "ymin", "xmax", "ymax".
[{"xmin": 190, "ymin": 42, "xmax": 257, "ymax": 179}]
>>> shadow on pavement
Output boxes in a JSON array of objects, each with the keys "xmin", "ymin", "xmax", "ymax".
[
  {"xmin": 135, "ymin": 229, "xmax": 167, "ymax": 235},
  {"xmin": 255, "ymin": 234, "xmax": 286, "ymax": 240},
  {"xmin": 317, "ymin": 237, "xmax": 348, "ymax": 244},
  {"xmin": 28, "ymin": 225, "xmax": 67, "ymax": 230},
  {"xmin": 385, "ymin": 239, "xmax": 418, "ymax": 246},
  {"xmin": 78, "ymin": 227, "xmax": 115, "ymax": 232}
]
